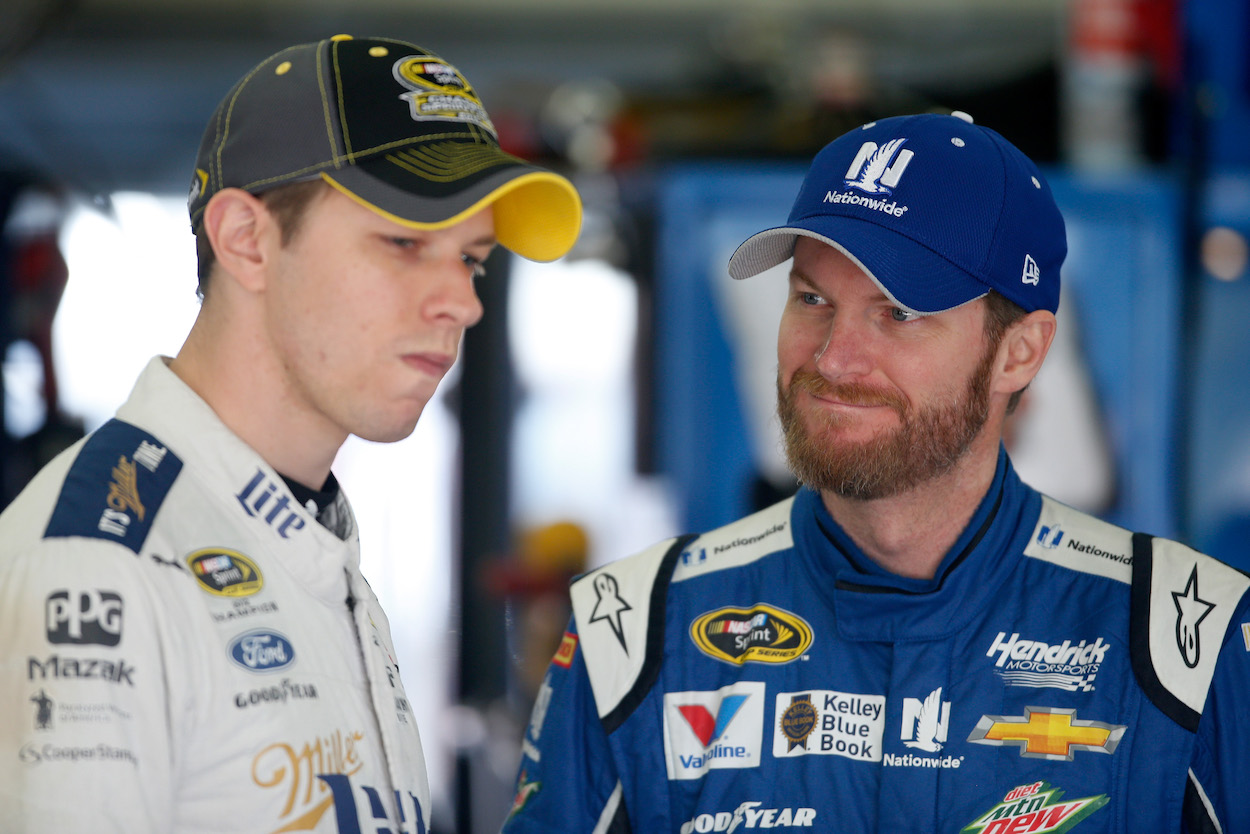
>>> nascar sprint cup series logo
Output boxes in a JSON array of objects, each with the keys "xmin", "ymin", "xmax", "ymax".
[
  {"xmin": 393, "ymin": 56, "xmax": 496, "ymax": 134},
  {"xmin": 690, "ymin": 604, "xmax": 813, "ymax": 665}
]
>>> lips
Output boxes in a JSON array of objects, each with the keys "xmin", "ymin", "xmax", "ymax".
[{"xmin": 402, "ymin": 352, "xmax": 454, "ymax": 377}]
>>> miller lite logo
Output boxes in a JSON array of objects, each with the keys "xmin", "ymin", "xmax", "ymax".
[{"xmin": 844, "ymin": 138, "xmax": 914, "ymax": 196}]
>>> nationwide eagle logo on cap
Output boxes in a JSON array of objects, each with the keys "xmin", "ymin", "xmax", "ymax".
[
  {"xmin": 844, "ymin": 138, "xmax": 914, "ymax": 196},
  {"xmin": 393, "ymin": 56, "xmax": 496, "ymax": 135}
]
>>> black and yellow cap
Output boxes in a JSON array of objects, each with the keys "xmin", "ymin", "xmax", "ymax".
[{"xmin": 188, "ymin": 35, "xmax": 581, "ymax": 262}]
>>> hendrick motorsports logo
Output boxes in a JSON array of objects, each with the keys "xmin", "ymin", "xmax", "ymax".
[
  {"xmin": 690, "ymin": 604, "xmax": 813, "ymax": 665},
  {"xmin": 986, "ymin": 632, "xmax": 1108, "ymax": 692},
  {"xmin": 961, "ymin": 781, "xmax": 1107, "ymax": 834}
]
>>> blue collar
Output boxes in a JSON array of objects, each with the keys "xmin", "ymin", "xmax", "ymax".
[{"xmin": 793, "ymin": 446, "xmax": 1043, "ymax": 642}]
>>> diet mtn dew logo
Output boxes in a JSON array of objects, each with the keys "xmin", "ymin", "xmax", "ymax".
[{"xmin": 962, "ymin": 782, "xmax": 1107, "ymax": 834}]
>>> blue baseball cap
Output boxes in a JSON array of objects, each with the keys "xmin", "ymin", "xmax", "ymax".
[{"xmin": 727, "ymin": 112, "xmax": 1066, "ymax": 315}]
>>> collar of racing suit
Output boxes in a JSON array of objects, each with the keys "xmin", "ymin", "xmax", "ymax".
[{"xmin": 794, "ymin": 444, "xmax": 1044, "ymax": 644}]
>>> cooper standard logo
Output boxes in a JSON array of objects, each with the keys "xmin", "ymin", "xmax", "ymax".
[{"xmin": 690, "ymin": 604, "xmax": 813, "ymax": 665}]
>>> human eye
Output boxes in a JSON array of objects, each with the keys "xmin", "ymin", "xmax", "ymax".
[
  {"xmin": 889, "ymin": 306, "xmax": 920, "ymax": 322},
  {"xmin": 797, "ymin": 291, "xmax": 825, "ymax": 306},
  {"xmin": 461, "ymin": 252, "xmax": 487, "ymax": 280}
]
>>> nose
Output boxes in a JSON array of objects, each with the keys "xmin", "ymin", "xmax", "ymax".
[
  {"xmin": 812, "ymin": 314, "xmax": 873, "ymax": 380},
  {"xmin": 423, "ymin": 259, "xmax": 484, "ymax": 329}
]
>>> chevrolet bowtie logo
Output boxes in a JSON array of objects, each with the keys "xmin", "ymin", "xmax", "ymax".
[{"xmin": 967, "ymin": 707, "xmax": 1125, "ymax": 761}]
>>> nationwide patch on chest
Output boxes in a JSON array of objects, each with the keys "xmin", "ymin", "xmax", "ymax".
[
  {"xmin": 187, "ymin": 548, "xmax": 264, "ymax": 597},
  {"xmin": 961, "ymin": 781, "xmax": 1107, "ymax": 834},
  {"xmin": 690, "ymin": 604, "xmax": 813, "ymax": 665}
]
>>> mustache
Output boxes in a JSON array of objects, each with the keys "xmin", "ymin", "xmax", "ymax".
[{"xmin": 786, "ymin": 369, "xmax": 908, "ymax": 413}]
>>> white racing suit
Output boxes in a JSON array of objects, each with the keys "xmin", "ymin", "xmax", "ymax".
[{"xmin": 0, "ymin": 357, "xmax": 430, "ymax": 833}]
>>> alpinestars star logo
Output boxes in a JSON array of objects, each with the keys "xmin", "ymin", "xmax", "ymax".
[
  {"xmin": 1173, "ymin": 565, "xmax": 1215, "ymax": 668},
  {"xmin": 844, "ymin": 138, "xmax": 914, "ymax": 195},
  {"xmin": 588, "ymin": 572, "xmax": 632, "ymax": 654}
]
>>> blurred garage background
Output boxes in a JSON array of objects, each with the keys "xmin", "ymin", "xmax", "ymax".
[{"xmin": 3, "ymin": 0, "xmax": 1250, "ymax": 830}]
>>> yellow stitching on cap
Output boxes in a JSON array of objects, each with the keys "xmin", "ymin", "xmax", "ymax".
[
  {"xmin": 334, "ymin": 43, "xmax": 352, "ymax": 159},
  {"xmin": 275, "ymin": 61, "xmax": 292, "ymax": 76},
  {"xmin": 369, "ymin": 46, "xmax": 389, "ymax": 57},
  {"xmin": 316, "ymin": 43, "xmax": 340, "ymax": 167}
]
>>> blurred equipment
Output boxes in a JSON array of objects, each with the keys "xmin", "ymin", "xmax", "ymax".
[{"xmin": 0, "ymin": 175, "xmax": 84, "ymax": 505}]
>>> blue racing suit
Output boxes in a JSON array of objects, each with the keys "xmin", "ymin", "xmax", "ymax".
[{"xmin": 502, "ymin": 450, "xmax": 1250, "ymax": 833}]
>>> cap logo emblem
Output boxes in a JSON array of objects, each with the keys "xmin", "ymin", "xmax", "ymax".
[
  {"xmin": 844, "ymin": 138, "xmax": 914, "ymax": 196},
  {"xmin": 1022, "ymin": 255, "xmax": 1041, "ymax": 286},
  {"xmin": 392, "ymin": 56, "xmax": 496, "ymax": 136}
]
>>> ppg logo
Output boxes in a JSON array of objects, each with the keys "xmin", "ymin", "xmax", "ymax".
[
  {"xmin": 46, "ymin": 589, "xmax": 123, "ymax": 646},
  {"xmin": 844, "ymin": 138, "xmax": 914, "ymax": 196}
]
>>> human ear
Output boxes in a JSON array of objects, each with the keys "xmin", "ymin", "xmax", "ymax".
[
  {"xmin": 995, "ymin": 309, "xmax": 1057, "ymax": 396},
  {"xmin": 201, "ymin": 188, "xmax": 275, "ymax": 292}
]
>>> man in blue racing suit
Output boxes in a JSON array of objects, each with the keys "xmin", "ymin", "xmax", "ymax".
[{"xmin": 501, "ymin": 112, "xmax": 1250, "ymax": 833}]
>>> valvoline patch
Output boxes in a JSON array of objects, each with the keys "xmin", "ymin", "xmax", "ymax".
[{"xmin": 45, "ymin": 420, "xmax": 183, "ymax": 554}]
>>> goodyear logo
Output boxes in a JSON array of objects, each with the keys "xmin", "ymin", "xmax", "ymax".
[
  {"xmin": 187, "ymin": 549, "xmax": 263, "ymax": 597},
  {"xmin": 690, "ymin": 604, "xmax": 812, "ymax": 665}
]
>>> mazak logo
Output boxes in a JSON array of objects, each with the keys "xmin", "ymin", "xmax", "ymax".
[
  {"xmin": 680, "ymin": 802, "xmax": 817, "ymax": 833},
  {"xmin": 968, "ymin": 707, "xmax": 1125, "ymax": 761},
  {"xmin": 961, "ymin": 781, "xmax": 1107, "ymax": 834},
  {"xmin": 986, "ymin": 632, "xmax": 1108, "ymax": 692},
  {"xmin": 844, "ymin": 138, "xmax": 914, "ymax": 195},
  {"xmin": 46, "ymin": 589, "xmax": 123, "ymax": 646},
  {"xmin": 1022, "ymin": 254, "xmax": 1041, "ymax": 286},
  {"xmin": 902, "ymin": 687, "xmax": 950, "ymax": 752},
  {"xmin": 690, "ymin": 604, "xmax": 813, "ymax": 665},
  {"xmin": 663, "ymin": 681, "xmax": 765, "ymax": 780},
  {"xmin": 774, "ymin": 689, "xmax": 884, "ymax": 762},
  {"xmin": 235, "ymin": 469, "xmax": 307, "ymax": 539},
  {"xmin": 28, "ymin": 654, "xmax": 135, "ymax": 687},
  {"xmin": 228, "ymin": 630, "xmax": 295, "ymax": 673},
  {"xmin": 1173, "ymin": 565, "xmax": 1215, "ymax": 668}
]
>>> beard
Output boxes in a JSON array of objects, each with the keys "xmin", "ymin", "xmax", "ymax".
[{"xmin": 777, "ymin": 342, "xmax": 996, "ymax": 501}]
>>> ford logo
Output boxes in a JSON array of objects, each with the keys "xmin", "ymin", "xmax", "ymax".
[{"xmin": 228, "ymin": 630, "xmax": 295, "ymax": 672}]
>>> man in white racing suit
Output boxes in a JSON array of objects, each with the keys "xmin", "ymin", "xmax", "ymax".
[{"xmin": 0, "ymin": 34, "xmax": 581, "ymax": 833}]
